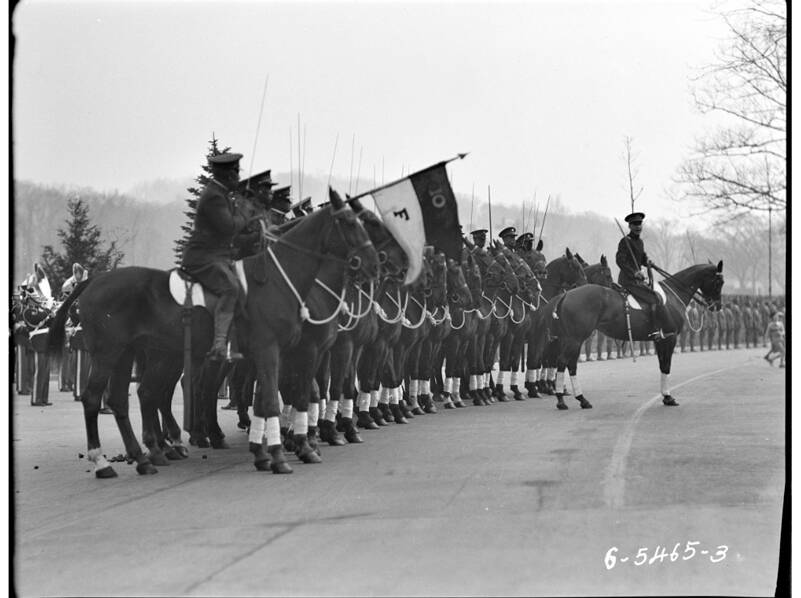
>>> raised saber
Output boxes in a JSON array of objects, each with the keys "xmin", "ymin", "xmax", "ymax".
[{"xmin": 537, "ymin": 195, "xmax": 551, "ymax": 243}]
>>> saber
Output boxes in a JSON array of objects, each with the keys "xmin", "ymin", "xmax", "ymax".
[
  {"xmin": 615, "ymin": 218, "xmax": 640, "ymax": 362},
  {"xmin": 245, "ymin": 74, "xmax": 270, "ymax": 194},
  {"xmin": 538, "ymin": 195, "xmax": 551, "ymax": 242},
  {"xmin": 614, "ymin": 218, "xmax": 641, "ymax": 271},
  {"xmin": 488, "ymin": 185, "xmax": 493, "ymax": 242}
]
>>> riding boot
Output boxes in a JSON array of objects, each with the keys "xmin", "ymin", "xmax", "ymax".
[{"xmin": 208, "ymin": 294, "xmax": 244, "ymax": 361}]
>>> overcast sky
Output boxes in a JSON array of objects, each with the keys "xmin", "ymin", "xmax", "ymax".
[{"xmin": 12, "ymin": 0, "xmax": 734, "ymax": 221}]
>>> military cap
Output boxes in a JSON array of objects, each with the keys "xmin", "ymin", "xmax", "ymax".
[
  {"xmin": 499, "ymin": 226, "xmax": 517, "ymax": 238},
  {"xmin": 470, "ymin": 229, "xmax": 488, "ymax": 237},
  {"xmin": 624, "ymin": 212, "xmax": 646, "ymax": 224},
  {"xmin": 238, "ymin": 169, "xmax": 277, "ymax": 192},
  {"xmin": 517, "ymin": 232, "xmax": 534, "ymax": 243},
  {"xmin": 271, "ymin": 186, "xmax": 292, "ymax": 213},
  {"xmin": 208, "ymin": 152, "xmax": 243, "ymax": 169}
]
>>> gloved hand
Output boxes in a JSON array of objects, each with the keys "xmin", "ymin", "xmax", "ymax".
[{"xmin": 634, "ymin": 271, "xmax": 646, "ymax": 281}]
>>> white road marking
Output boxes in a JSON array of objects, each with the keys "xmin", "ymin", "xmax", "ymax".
[{"xmin": 602, "ymin": 365, "xmax": 742, "ymax": 509}]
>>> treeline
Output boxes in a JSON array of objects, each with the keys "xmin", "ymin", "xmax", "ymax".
[{"xmin": 13, "ymin": 177, "xmax": 785, "ymax": 297}]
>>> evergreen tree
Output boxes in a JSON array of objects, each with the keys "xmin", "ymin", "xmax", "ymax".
[
  {"xmin": 173, "ymin": 135, "xmax": 230, "ymax": 264},
  {"xmin": 41, "ymin": 198, "xmax": 125, "ymax": 290}
]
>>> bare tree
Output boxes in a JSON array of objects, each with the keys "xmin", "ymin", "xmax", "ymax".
[
  {"xmin": 646, "ymin": 218, "xmax": 680, "ymax": 272},
  {"xmin": 622, "ymin": 136, "xmax": 644, "ymax": 213},
  {"xmin": 675, "ymin": 0, "xmax": 786, "ymax": 218}
]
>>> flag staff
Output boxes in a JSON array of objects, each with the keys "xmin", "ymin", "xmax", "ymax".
[
  {"xmin": 469, "ymin": 183, "xmax": 475, "ymax": 230},
  {"xmin": 488, "ymin": 185, "xmax": 493, "ymax": 241},
  {"xmin": 347, "ymin": 153, "xmax": 469, "ymax": 203}
]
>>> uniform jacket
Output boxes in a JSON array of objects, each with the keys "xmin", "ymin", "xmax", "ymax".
[
  {"xmin": 615, "ymin": 233, "xmax": 649, "ymax": 287},
  {"xmin": 182, "ymin": 180, "xmax": 250, "ymax": 267},
  {"xmin": 730, "ymin": 304, "xmax": 742, "ymax": 328}
]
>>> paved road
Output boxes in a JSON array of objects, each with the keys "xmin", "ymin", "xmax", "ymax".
[{"xmin": 13, "ymin": 347, "xmax": 785, "ymax": 596}]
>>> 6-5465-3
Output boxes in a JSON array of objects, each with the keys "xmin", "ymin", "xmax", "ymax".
[{"xmin": 604, "ymin": 542, "xmax": 728, "ymax": 570}]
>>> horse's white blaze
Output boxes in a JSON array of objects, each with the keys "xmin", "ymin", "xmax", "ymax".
[
  {"xmin": 660, "ymin": 373, "xmax": 670, "ymax": 396},
  {"xmin": 88, "ymin": 448, "xmax": 111, "ymax": 472},
  {"xmin": 325, "ymin": 400, "xmax": 339, "ymax": 422},
  {"xmin": 341, "ymin": 398, "xmax": 354, "ymax": 419},
  {"xmin": 569, "ymin": 375, "xmax": 582, "ymax": 396},
  {"xmin": 357, "ymin": 392, "xmax": 370, "ymax": 412},
  {"xmin": 293, "ymin": 411, "xmax": 308, "ymax": 436},
  {"xmin": 265, "ymin": 417, "xmax": 281, "ymax": 447},
  {"xmin": 555, "ymin": 371, "xmax": 565, "ymax": 394},
  {"xmin": 308, "ymin": 403, "xmax": 319, "ymax": 425},
  {"xmin": 249, "ymin": 416, "xmax": 266, "ymax": 444}
]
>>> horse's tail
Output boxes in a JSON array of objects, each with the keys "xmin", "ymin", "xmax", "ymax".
[{"xmin": 48, "ymin": 278, "xmax": 91, "ymax": 354}]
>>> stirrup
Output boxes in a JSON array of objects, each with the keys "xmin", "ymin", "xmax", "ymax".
[{"xmin": 648, "ymin": 329, "xmax": 665, "ymax": 340}]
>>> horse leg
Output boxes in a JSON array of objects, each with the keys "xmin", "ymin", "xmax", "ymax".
[
  {"xmin": 566, "ymin": 345, "xmax": 592, "ymax": 409},
  {"xmin": 508, "ymin": 334, "xmax": 525, "ymax": 401},
  {"xmin": 207, "ymin": 362, "xmax": 232, "ymax": 449},
  {"xmin": 137, "ymin": 366, "xmax": 171, "ymax": 467},
  {"xmin": 158, "ymin": 359, "xmax": 188, "ymax": 459},
  {"xmin": 291, "ymin": 344, "xmax": 323, "ymax": 465},
  {"xmin": 251, "ymin": 341, "xmax": 291, "ymax": 473},
  {"xmin": 105, "ymin": 350, "xmax": 157, "ymax": 475},
  {"xmin": 81, "ymin": 358, "xmax": 118, "ymax": 478},
  {"xmin": 321, "ymin": 341, "xmax": 348, "ymax": 445},
  {"xmin": 656, "ymin": 337, "xmax": 679, "ymax": 406},
  {"xmin": 494, "ymin": 333, "xmax": 512, "ymax": 402}
]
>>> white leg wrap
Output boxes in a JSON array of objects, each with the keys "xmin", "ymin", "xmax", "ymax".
[
  {"xmin": 497, "ymin": 371, "xmax": 506, "ymax": 386},
  {"xmin": 380, "ymin": 386, "xmax": 390, "ymax": 402},
  {"xmin": 409, "ymin": 380, "xmax": 419, "ymax": 398},
  {"xmin": 453, "ymin": 378, "xmax": 461, "ymax": 395},
  {"xmin": 511, "ymin": 371, "xmax": 520, "ymax": 386},
  {"xmin": 569, "ymin": 375, "xmax": 583, "ymax": 396},
  {"xmin": 469, "ymin": 375, "xmax": 478, "ymax": 390},
  {"xmin": 422, "ymin": 380, "xmax": 430, "ymax": 395},
  {"xmin": 293, "ymin": 411, "xmax": 308, "ymax": 436},
  {"xmin": 555, "ymin": 371, "xmax": 565, "ymax": 394},
  {"xmin": 389, "ymin": 387, "xmax": 400, "ymax": 404},
  {"xmin": 325, "ymin": 400, "xmax": 339, "ymax": 422},
  {"xmin": 308, "ymin": 403, "xmax": 319, "ymax": 425},
  {"xmin": 444, "ymin": 378, "xmax": 453, "ymax": 393},
  {"xmin": 249, "ymin": 415, "xmax": 266, "ymax": 444},
  {"xmin": 341, "ymin": 398, "xmax": 354, "ymax": 419},
  {"xmin": 484, "ymin": 373, "xmax": 490, "ymax": 387},
  {"xmin": 357, "ymin": 391, "xmax": 371, "ymax": 412},
  {"xmin": 370, "ymin": 390, "xmax": 379, "ymax": 408},
  {"xmin": 547, "ymin": 367, "xmax": 556, "ymax": 381},
  {"xmin": 526, "ymin": 369, "xmax": 536, "ymax": 382},
  {"xmin": 280, "ymin": 405, "xmax": 293, "ymax": 427},
  {"xmin": 661, "ymin": 373, "xmax": 670, "ymax": 396},
  {"xmin": 88, "ymin": 448, "xmax": 111, "ymax": 472},
  {"xmin": 319, "ymin": 399, "xmax": 326, "ymax": 418},
  {"xmin": 265, "ymin": 416, "xmax": 281, "ymax": 447}
]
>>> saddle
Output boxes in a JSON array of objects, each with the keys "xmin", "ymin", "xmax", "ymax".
[
  {"xmin": 614, "ymin": 282, "xmax": 666, "ymax": 311},
  {"xmin": 168, "ymin": 262, "xmax": 249, "ymax": 309}
]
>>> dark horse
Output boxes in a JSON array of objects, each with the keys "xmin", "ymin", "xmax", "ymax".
[
  {"xmin": 48, "ymin": 190, "xmax": 380, "ymax": 478},
  {"xmin": 535, "ymin": 261, "xmax": 724, "ymax": 410}
]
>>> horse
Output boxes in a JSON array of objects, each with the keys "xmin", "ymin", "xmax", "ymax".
[
  {"xmin": 523, "ymin": 250, "xmax": 588, "ymax": 397},
  {"xmin": 48, "ymin": 189, "xmax": 380, "ymax": 478},
  {"xmin": 535, "ymin": 261, "xmax": 724, "ymax": 410}
]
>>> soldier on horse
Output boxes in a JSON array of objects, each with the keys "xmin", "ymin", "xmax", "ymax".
[{"xmin": 615, "ymin": 211, "xmax": 673, "ymax": 340}]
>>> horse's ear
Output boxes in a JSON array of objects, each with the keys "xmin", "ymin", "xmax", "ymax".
[
  {"xmin": 717, "ymin": 260, "xmax": 723, "ymax": 273},
  {"xmin": 565, "ymin": 248, "xmax": 573, "ymax": 260},
  {"xmin": 601, "ymin": 255, "xmax": 607, "ymax": 267},
  {"xmin": 708, "ymin": 258, "xmax": 713, "ymax": 265},
  {"xmin": 328, "ymin": 187, "xmax": 344, "ymax": 210},
  {"xmin": 536, "ymin": 239, "xmax": 543, "ymax": 252},
  {"xmin": 348, "ymin": 196, "xmax": 364, "ymax": 213}
]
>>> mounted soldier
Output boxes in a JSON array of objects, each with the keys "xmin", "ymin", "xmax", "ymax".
[
  {"xmin": 268, "ymin": 185, "xmax": 293, "ymax": 226},
  {"xmin": 180, "ymin": 152, "xmax": 251, "ymax": 361},
  {"xmin": 469, "ymin": 228, "xmax": 488, "ymax": 250},
  {"xmin": 615, "ymin": 211, "xmax": 673, "ymax": 339},
  {"xmin": 516, "ymin": 232, "xmax": 548, "ymax": 280},
  {"xmin": 498, "ymin": 226, "xmax": 517, "ymax": 250}
]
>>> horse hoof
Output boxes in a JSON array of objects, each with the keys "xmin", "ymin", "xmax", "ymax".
[
  {"xmin": 556, "ymin": 403, "xmax": 568, "ymax": 411},
  {"xmin": 663, "ymin": 396, "xmax": 679, "ymax": 406},
  {"xmin": 136, "ymin": 462, "xmax": 158, "ymax": 475},
  {"xmin": 443, "ymin": 401, "xmax": 455, "ymax": 410},
  {"xmin": 453, "ymin": 401, "xmax": 466, "ymax": 408},
  {"xmin": 148, "ymin": 452, "xmax": 170, "ymax": 466},
  {"xmin": 297, "ymin": 448, "xmax": 323, "ymax": 464},
  {"xmin": 174, "ymin": 445, "xmax": 190, "ymax": 459},
  {"xmin": 411, "ymin": 406, "xmax": 425, "ymax": 416},
  {"xmin": 95, "ymin": 466, "xmax": 118, "ymax": 479},
  {"xmin": 254, "ymin": 458, "xmax": 272, "ymax": 472},
  {"xmin": 210, "ymin": 438, "xmax": 230, "ymax": 449},
  {"xmin": 271, "ymin": 461, "xmax": 293, "ymax": 474},
  {"xmin": 190, "ymin": 436, "xmax": 210, "ymax": 448},
  {"xmin": 164, "ymin": 447, "xmax": 182, "ymax": 461}
]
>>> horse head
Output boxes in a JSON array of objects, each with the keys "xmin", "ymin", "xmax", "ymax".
[
  {"xmin": 351, "ymin": 199, "xmax": 408, "ymax": 281},
  {"xmin": 697, "ymin": 260, "xmax": 725, "ymax": 311},
  {"xmin": 326, "ymin": 187, "xmax": 380, "ymax": 282},
  {"xmin": 545, "ymin": 249, "xmax": 587, "ymax": 294},
  {"xmin": 493, "ymin": 252, "xmax": 520, "ymax": 294},
  {"xmin": 583, "ymin": 254, "xmax": 614, "ymax": 287},
  {"xmin": 446, "ymin": 257, "xmax": 472, "ymax": 308}
]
